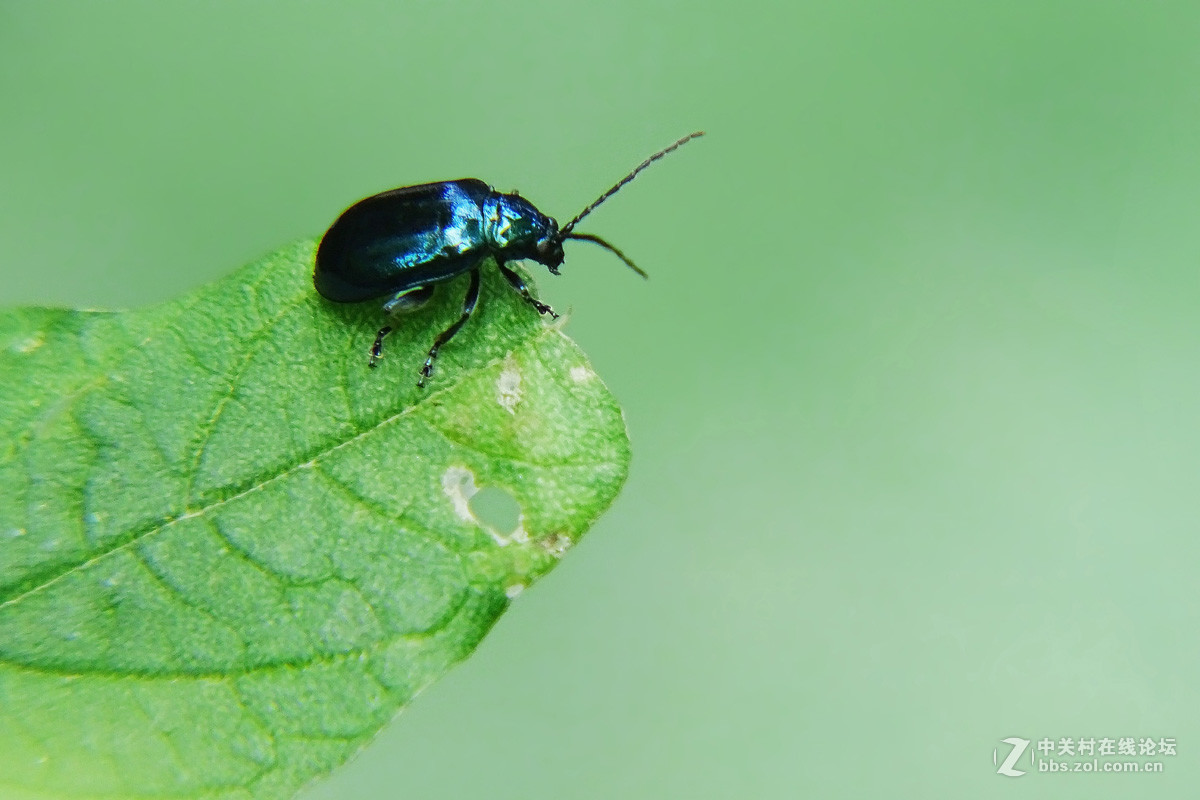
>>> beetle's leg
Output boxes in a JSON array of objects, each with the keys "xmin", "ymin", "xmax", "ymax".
[
  {"xmin": 497, "ymin": 260, "xmax": 558, "ymax": 319},
  {"xmin": 369, "ymin": 286, "xmax": 436, "ymax": 367},
  {"xmin": 369, "ymin": 326, "xmax": 392, "ymax": 368},
  {"xmin": 419, "ymin": 268, "xmax": 481, "ymax": 388}
]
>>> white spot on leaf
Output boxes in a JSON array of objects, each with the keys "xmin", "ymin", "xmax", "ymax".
[
  {"xmin": 496, "ymin": 357, "xmax": 522, "ymax": 414},
  {"xmin": 442, "ymin": 466, "xmax": 516, "ymax": 546},
  {"xmin": 441, "ymin": 466, "xmax": 479, "ymax": 523},
  {"xmin": 569, "ymin": 365, "xmax": 594, "ymax": 383},
  {"xmin": 505, "ymin": 583, "xmax": 526, "ymax": 599}
]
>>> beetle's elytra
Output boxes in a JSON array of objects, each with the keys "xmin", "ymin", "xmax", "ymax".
[{"xmin": 314, "ymin": 131, "xmax": 704, "ymax": 387}]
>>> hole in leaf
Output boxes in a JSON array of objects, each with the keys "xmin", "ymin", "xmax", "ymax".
[{"xmin": 469, "ymin": 486, "xmax": 522, "ymax": 534}]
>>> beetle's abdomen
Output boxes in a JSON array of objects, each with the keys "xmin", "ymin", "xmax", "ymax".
[{"xmin": 315, "ymin": 180, "xmax": 491, "ymax": 302}]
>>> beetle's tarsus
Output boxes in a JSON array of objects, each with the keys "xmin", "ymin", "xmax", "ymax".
[
  {"xmin": 498, "ymin": 261, "xmax": 559, "ymax": 319},
  {"xmin": 418, "ymin": 355, "xmax": 436, "ymax": 387},
  {"xmin": 369, "ymin": 325, "xmax": 393, "ymax": 367}
]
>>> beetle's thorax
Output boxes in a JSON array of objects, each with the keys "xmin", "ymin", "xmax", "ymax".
[{"xmin": 483, "ymin": 191, "xmax": 562, "ymax": 269}]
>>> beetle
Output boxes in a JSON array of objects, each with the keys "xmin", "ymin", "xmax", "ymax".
[{"xmin": 314, "ymin": 131, "xmax": 704, "ymax": 387}]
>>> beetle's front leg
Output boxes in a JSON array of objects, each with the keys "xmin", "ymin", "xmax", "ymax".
[
  {"xmin": 419, "ymin": 268, "xmax": 481, "ymax": 388},
  {"xmin": 497, "ymin": 260, "xmax": 558, "ymax": 319},
  {"xmin": 369, "ymin": 285, "xmax": 436, "ymax": 367}
]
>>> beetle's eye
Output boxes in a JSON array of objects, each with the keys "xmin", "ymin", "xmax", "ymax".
[{"xmin": 535, "ymin": 239, "xmax": 549, "ymax": 254}]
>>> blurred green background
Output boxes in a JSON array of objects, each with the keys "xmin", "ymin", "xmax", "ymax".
[{"xmin": 3, "ymin": 1, "xmax": 1198, "ymax": 797}]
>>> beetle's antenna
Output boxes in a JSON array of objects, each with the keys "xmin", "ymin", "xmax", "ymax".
[
  {"xmin": 558, "ymin": 131, "xmax": 704, "ymax": 238},
  {"xmin": 564, "ymin": 232, "xmax": 648, "ymax": 278}
]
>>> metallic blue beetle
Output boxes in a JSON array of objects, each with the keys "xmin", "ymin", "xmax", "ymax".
[{"xmin": 314, "ymin": 132, "xmax": 703, "ymax": 387}]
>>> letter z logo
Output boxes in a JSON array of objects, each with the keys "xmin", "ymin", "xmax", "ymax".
[{"xmin": 994, "ymin": 737, "xmax": 1031, "ymax": 777}]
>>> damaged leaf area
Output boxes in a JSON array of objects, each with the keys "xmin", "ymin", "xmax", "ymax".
[{"xmin": 0, "ymin": 241, "xmax": 631, "ymax": 800}]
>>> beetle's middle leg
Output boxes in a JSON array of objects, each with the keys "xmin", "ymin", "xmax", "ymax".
[
  {"xmin": 419, "ymin": 268, "xmax": 481, "ymax": 388},
  {"xmin": 368, "ymin": 285, "xmax": 436, "ymax": 367},
  {"xmin": 497, "ymin": 260, "xmax": 558, "ymax": 319}
]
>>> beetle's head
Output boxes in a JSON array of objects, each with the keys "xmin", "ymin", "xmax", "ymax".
[{"xmin": 534, "ymin": 223, "xmax": 566, "ymax": 274}]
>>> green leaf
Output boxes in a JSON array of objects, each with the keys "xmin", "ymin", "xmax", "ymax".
[{"xmin": 0, "ymin": 241, "xmax": 630, "ymax": 800}]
